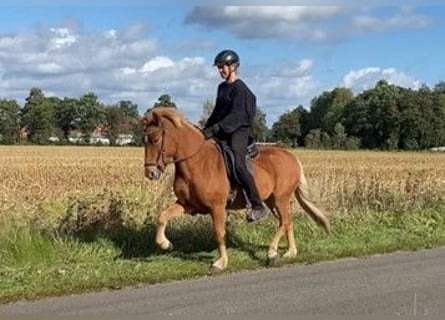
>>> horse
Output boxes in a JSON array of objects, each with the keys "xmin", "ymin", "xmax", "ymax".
[{"xmin": 141, "ymin": 107, "xmax": 331, "ymax": 273}]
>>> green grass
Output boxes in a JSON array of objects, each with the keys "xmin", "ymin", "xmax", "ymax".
[{"xmin": 1, "ymin": 197, "xmax": 445, "ymax": 304}]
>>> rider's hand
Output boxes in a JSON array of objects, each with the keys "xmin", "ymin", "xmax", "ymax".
[{"xmin": 203, "ymin": 124, "xmax": 219, "ymax": 139}]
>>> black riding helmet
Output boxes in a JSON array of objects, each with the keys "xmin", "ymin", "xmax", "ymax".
[{"xmin": 213, "ymin": 49, "xmax": 240, "ymax": 67}]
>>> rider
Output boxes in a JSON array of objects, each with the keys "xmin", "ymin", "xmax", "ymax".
[{"xmin": 203, "ymin": 49, "xmax": 267, "ymax": 222}]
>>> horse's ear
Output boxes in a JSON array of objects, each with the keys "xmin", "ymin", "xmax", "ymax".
[
  {"xmin": 151, "ymin": 109, "xmax": 162, "ymax": 125},
  {"xmin": 140, "ymin": 115, "xmax": 149, "ymax": 126},
  {"xmin": 141, "ymin": 109, "xmax": 161, "ymax": 126}
]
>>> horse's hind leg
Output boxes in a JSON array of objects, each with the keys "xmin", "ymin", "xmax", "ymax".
[
  {"xmin": 155, "ymin": 202, "xmax": 185, "ymax": 251},
  {"xmin": 283, "ymin": 220, "xmax": 297, "ymax": 259},
  {"xmin": 267, "ymin": 198, "xmax": 297, "ymax": 265}
]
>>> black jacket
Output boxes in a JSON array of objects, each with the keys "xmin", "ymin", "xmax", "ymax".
[{"xmin": 205, "ymin": 79, "xmax": 257, "ymax": 135}]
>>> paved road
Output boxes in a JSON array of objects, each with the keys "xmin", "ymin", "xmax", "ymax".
[{"xmin": 1, "ymin": 247, "xmax": 445, "ymax": 315}]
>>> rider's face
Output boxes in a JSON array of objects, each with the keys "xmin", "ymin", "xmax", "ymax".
[{"xmin": 216, "ymin": 64, "xmax": 235, "ymax": 81}]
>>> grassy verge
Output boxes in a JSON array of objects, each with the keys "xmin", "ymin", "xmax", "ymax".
[{"xmin": 1, "ymin": 194, "xmax": 445, "ymax": 304}]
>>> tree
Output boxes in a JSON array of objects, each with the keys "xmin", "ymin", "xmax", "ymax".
[
  {"xmin": 434, "ymin": 81, "xmax": 445, "ymax": 94},
  {"xmin": 372, "ymin": 80, "xmax": 401, "ymax": 150},
  {"xmin": 304, "ymin": 128, "xmax": 330, "ymax": 149},
  {"xmin": 116, "ymin": 100, "xmax": 139, "ymax": 118},
  {"xmin": 343, "ymin": 91, "xmax": 372, "ymax": 148},
  {"xmin": 330, "ymin": 123, "xmax": 347, "ymax": 149},
  {"xmin": 308, "ymin": 87, "xmax": 354, "ymax": 135},
  {"xmin": 271, "ymin": 107, "xmax": 302, "ymax": 147},
  {"xmin": 21, "ymin": 88, "xmax": 55, "ymax": 144},
  {"xmin": 54, "ymin": 97, "xmax": 82, "ymax": 140},
  {"xmin": 330, "ymin": 122, "xmax": 360, "ymax": 150},
  {"xmin": 152, "ymin": 94, "xmax": 177, "ymax": 110},
  {"xmin": 343, "ymin": 80, "xmax": 401, "ymax": 150},
  {"xmin": 77, "ymin": 93, "xmax": 106, "ymax": 136},
  {"xmin": 0, "ymin": 99, "xmax": 21, "ymax": 144},
  {"xmin": 105, "ymin": 100, "xmax": 140, "ymax": 145},
  {"xmin": 397, "ymin": 87, "xmax": 429, "ymax": 150},
  {"xmin": 198, "ymin": 98, "xmax": 214, "ymax": 128},
  {"xmin": 251, "ymin": 108, "xmax": 269, "ymax": 142},
  {"xmin": 325, "ymin": 88, "xmax": 354, "ymax": 132},
  {"xmin": 295, "ymin": 105, "xmax": 311, "ymax": 146},
  {"xmin": 426, "ymin": 90, "xmax": 445, "ymax": 148}
]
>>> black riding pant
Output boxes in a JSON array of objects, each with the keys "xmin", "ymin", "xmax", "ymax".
[{"xmin": 228, "ymin": 127, "xmax": 263, "ymax": 209}]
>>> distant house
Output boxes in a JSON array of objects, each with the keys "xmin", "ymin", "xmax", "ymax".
[
  {"xmin": 115, "ymin": 134, "xmax": 134, "ymax": 145},
  {"xmin": 14, "ymin": 124, "xmax": 134, "ymax": 146},
  {"xmin": 68, "ymin": 129, "xmax": 83, "ymax": 144},
  {"xmin": 90, "ymin": 125, "xmax": 110, "ymax": 145},
  {"xmin": 90, "ymin": 136, "xmax": 110, "ymax": 145},
  {"xmin": 68, "ymin": 137, "xmax": 82, "ymax": 143}
]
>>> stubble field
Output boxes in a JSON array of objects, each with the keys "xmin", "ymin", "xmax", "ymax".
[{"xmin": 1, "ymin": 145, "xmax": 443, "ymax": 217}]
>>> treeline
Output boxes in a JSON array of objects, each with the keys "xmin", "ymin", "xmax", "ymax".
[
  {"xmin": 0, "ymin": 88, "xmax": 144, "ymax": 145},
  {"xmin": 257, "ymin": 80, "xmax": 445, "ymax": 150},
  {"xmin": 1, "ymin": 80, "xmax": 445, "ymax": 150}
]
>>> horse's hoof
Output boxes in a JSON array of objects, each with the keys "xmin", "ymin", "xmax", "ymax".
[
  {"xmin": 210, "ymin": 266, "xmax": 224, "ymax": 275},
  {"xmin": 267, "ymin": 255, "xmax": 281, "ymax": 267},
  {"xmin": 159, "ymin": 241, "xmax": 173, "ymax": 251}
]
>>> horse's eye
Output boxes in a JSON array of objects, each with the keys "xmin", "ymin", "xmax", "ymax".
[{"xmin": 143, "ymin": 133, "xmax": 161, "ymax": 145}]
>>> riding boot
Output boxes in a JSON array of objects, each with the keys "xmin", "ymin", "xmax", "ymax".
[{"xmin": 230, "ymin": 128, "xmax": 267, "ymax": 222}]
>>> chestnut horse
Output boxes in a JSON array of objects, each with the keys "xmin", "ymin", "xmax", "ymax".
[{"xmin": 142, "ymin": 107, "xmax": 330, "ymax": 273}]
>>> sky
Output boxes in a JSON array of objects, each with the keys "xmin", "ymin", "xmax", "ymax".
[{"xmin": 0, "ymin": 3, "xmax": 444, "ymax": 125}]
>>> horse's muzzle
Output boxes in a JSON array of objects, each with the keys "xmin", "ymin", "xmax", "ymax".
[{"xmin": 145, "ymin": 166, "xmax": 162, "ymax": 180}]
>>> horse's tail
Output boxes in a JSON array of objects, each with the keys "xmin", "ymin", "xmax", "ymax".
[{"xmin": 294, "ymin": 159, "xmax": 331, "ymax": 234}]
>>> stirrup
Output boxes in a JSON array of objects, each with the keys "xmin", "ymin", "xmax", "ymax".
[
  {"xmin": 247, "ymin": 207, "xmax": 267, "ymax": 222},
  {"xmin": 227, "ymin": 189, "xmax": 236, "ymax": 207}
]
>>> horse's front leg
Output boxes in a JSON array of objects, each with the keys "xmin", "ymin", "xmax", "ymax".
[
  {"xmin": 155, "ymin": 202, "xmax": 185, "ymax": 251},
  {"xmin": 211, "ymin": 205, "xmax": 228, "ymax": 273}
]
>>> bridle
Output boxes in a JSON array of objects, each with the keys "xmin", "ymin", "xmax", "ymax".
[{"xmin": 143, "ymin": 120, "xmax": 205, "ymax": 171}]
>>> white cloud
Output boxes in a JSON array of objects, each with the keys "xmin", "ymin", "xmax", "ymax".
[
  {"xmin": 36, "ymin": 62, "xmax": 63, "ymax": 74},
  {"xmin": 353, "ymin": 8, "xmax": 432, "ymax": 32},
  {"xmin": 49, "ymin": 27, "xmax": 78, "ymax": 49},
  {"xmin": 186, "ymin": 6, "xmax": 344, "ymax": 42},
  {"xmin": 141, "ymin": 56, "xmax": 175, "ymax": 73},
  {"xmin": 277, "ymin": 59, "xmax": 314, "ymax": 77},
  {"xmin": 0, "ymin": 36, "xmax": 19, "ymax": 49},
  {"xmin": 186, "ymin": 6, "xmax": 433, "ymax": 42},
  {"xmin": 341, "ymin": 67, "xmax": 422, "ymax": 92},
  {"xmin": 223, "ymin": 6, "xmax": 342, "ymax": 21},
  {"xmin": 244, "ymin": 59, "xmax": 320, "ymax": 124},
  {"xmin": 0, "ymin": 23, "xmax": 162, "ymax": 104},
  {"xmin": 105, "ymin": 29, "xmax": 117, "ymax": 39}
]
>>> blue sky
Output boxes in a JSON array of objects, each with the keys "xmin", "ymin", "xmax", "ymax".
[{"xmin": 0, "ymin": 4, "xmax": 444, "ymax": 125}]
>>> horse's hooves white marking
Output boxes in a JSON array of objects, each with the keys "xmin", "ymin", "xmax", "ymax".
[
  {"xmin": 159, "ymin": 240, "xmax": 173, "ymax": 251},
  {"xmin": 283, "ymin": 251, "xmax": 297, "ymax": 259}
]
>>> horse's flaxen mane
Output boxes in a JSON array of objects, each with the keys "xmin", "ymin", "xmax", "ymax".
[{"xmin": 146, "ymin": 107, "xmax": 202, "ymax": 134}]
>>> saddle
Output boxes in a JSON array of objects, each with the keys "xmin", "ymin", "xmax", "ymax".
[{"xmin": 214, "ymin": 137, "xmax": 259, "ymax": 206}]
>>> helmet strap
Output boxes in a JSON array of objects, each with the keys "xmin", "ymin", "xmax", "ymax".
[{"xmin": 225, "ymin": 64, "xmax": 238, "ymax": 82}]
